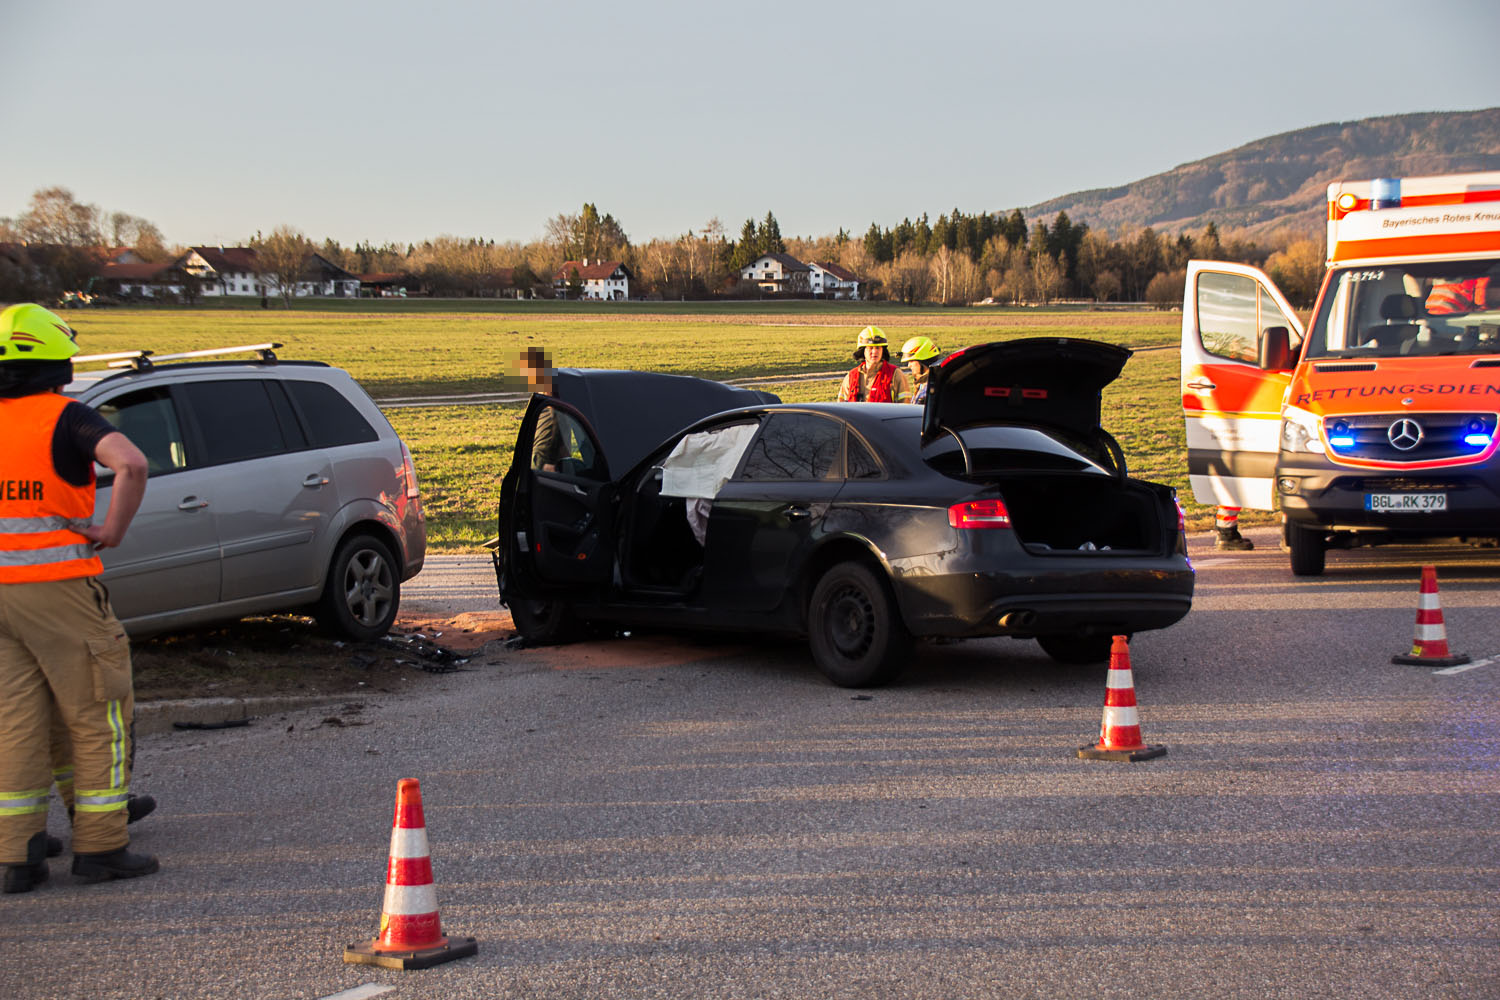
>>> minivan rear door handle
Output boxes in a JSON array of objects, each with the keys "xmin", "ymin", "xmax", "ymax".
[
  {"xmin": 177, "ymin": 496, "xmax": 209, "ymax": 511},
  {"xmin": 302, "ymin": 474, "xmax": 331, "ymax": 488}
]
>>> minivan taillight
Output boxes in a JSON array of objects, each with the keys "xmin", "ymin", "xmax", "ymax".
[
  {"xmin": 400, "ymin": 442, "xmax": 422, "ymax": 500},
  {"xmin": 948, "ymin": 499, "xmax": 1011, "ymax": 529}
]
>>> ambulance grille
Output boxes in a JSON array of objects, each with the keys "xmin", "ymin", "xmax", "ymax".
[
  {"xmin": 1314, "ymin": 362, "xmax": 1378, "ymax": 372},
  {"xmin": 1323, "ymin": 412, "xmax": 1496, "ymax": 462}
]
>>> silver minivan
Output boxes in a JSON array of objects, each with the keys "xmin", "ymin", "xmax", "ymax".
[{"xmin": 65, "ymin": 344, "xmax": 425, "ymax": 640}]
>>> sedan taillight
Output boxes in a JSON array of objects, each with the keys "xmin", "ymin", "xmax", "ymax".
[
  {"xmin": 400, "ymin": 442, "xmax": 422, "ymax": 500},
  {"xmin": 948, "ymin": 498, "xmax": 1011, "ymax": 529}
]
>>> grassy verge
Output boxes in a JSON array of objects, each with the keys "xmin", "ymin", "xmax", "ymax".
[{"xmin": 62, "ymin": 302, "xmax": 1254, "ymax": 549}]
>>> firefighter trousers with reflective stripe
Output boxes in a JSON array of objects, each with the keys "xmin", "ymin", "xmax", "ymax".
[{"xmin": 0, "ymin": 576, "xmax": 134, "ymax": 860}]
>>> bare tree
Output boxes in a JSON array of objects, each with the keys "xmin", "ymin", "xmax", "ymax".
[
  {"xmin": 252, "ymin": 226, "xmax": 313, "ymax": 306},
  {"xmin": 18, "ymin": 187, "xmax": 101, "ymax": 246}
]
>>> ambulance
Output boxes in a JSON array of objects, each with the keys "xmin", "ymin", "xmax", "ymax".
[{"xmin": 1181, "ymin": 171, "xmax": 1500, "ymax": 574}]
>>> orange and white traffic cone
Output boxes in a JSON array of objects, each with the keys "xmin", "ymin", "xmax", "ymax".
[
  {"xmin": 1392, "ymin": 565, "xmax": 1470, "ymax": 667},
  {"xmin": 344, "ymin": 778, "xmax": 477, "ymax": 970},
  {"xmin": 1077, "ymin": 635, "xmax": 1166, "ymax": 761}
]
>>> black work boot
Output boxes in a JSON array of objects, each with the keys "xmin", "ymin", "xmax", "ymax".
[
  {"xmin": 45, "ymin": 834, "xmax": 63, "ymax": 858},
  {"xmin": 72, "ymin": 847, "xmax": 160, "ymax": 884},
  {"xmin": 1215, "ymin": 526, "xmax": 1254, "ymax": 551},
  {"xmin": 127, "ymin": 794, "xmax": 156, "ymax": 824},
  {"xmin": 3, "ymin": 832, "xmax": 51, "ymax": 894}
]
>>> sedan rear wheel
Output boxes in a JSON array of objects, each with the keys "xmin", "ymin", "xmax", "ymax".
[{"xmin": 808, "ymin": 561, "xmax": 909, "ymax": 688}]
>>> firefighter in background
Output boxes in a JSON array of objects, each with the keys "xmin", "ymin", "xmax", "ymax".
[
  {"xmin": 1215, "ymin": 506, "xmax": 1253, "ymax": 550},
  {"xmin": 837, "ymin": 327, "xmax": 912, "ymax": 403},
  {"xmin": 900, "ymin": 336, "xmax": 942, "ymax": 405},
  {"xmin": 0, "ymin": 304, "xmax": 157, "ymax": 894}
]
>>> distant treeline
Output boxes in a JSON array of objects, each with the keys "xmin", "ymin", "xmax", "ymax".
[{"xmin": 2, "ymin": 189, "xmax": 1326, "ymax": 308}]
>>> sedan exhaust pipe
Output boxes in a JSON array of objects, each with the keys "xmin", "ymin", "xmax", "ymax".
[{"xmin": 998, "ymin": 610, "xmax": 1036, "ymax": 630}]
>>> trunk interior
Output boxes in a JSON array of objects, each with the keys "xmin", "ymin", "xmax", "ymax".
[{"xmin": 991, "ymin": 474, "xmax": 1166, "ymax": 554}]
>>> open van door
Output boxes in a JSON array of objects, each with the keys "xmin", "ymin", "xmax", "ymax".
[{"xmin": 1181, "ymin": 261, "xmax": 1304, "ymax": 509}]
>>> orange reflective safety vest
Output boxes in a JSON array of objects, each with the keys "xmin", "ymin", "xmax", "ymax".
[
  {"xmin": 841, "ymin": 362, "xmax": 898, "ymax": 403},
  {"xmin": 1425, "ymin": 277, "xmax": 1489, "ymax": 314},
  {"xmin": 0, "ymin": 392, "xmax": 102, "ymax": 582}
]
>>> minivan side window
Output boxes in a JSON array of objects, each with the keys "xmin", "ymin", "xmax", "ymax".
[
  {"xmin": 286, "ymin": 380, "xmax": 379, "ymax": 448},
  {"xmin": 94, "ymin": 387, "xmax": 187, "ymax": 476},
  {"xmin": 181, "ymin": 380, "xmax": 288, "ymax": 465},
  {"xmin": 738, "ymin": 413, "xmax": 843, "ymax": 481}
]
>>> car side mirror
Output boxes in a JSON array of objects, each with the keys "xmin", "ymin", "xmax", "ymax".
[{"xmin": 1259, "ymin": 326, "xmax": 1292, "ymax": 370}]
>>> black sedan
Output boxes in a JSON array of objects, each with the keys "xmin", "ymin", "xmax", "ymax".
[{"xmin": 493, "ymin": 338, "xmax": 1193, "ymax": 686}]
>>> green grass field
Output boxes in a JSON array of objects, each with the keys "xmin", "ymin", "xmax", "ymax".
[{"xmin": 61, "ymin": 302, "xmax": 1256, "ymax": 549}]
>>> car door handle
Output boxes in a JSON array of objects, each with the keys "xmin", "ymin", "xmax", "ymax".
[
  {"xmin": 302, "ymin": 474, "xmax": 331, "ymax": 488},
  {"xmin": 177, "ymin": 496, "xmax": 210, "ymax": 511},
  {"xmin": 1186, "ymin": 379, "xmax": 1217, "ymax": 391},
  {"xmin": 783, "ymin": 505, "xmax": 811, "ymax": 521}
]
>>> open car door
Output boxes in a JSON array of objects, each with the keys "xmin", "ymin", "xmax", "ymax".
[
  {"xmin": 502, "ymin": 394, "xmax": 614, "ymax": 595},
  {"xmin": 1181, "ymin": 261, "xmax": 1304, "ymax": 509}
]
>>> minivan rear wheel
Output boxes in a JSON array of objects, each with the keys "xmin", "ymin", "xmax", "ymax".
[
  {"xmin": 319, "ymin": 533, "xmax": 400, "ymax": 641},
  {"xmin": 808, "ymin": 561, "xmax": 909, "ymax": 688}
]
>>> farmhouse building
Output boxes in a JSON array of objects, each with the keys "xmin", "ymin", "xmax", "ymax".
[
  {"xmin": 183, "ymin": 246, "xmax": 262, "ymax": 296},
  {"xmin": 553, "ymin": 259, "xmax": 632, "ymax": 300},
  {"xmin": 740, "ymin": 253, "xmax": 811, "ymax": 294},
  {"xmin": 808, "ymin": 261, "xmax": 863, "ymax": 300}
]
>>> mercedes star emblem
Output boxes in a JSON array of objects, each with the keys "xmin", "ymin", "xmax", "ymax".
[{"xmin": 1387, "ymin": 418, "xmax": 1423, "ymax": 451}]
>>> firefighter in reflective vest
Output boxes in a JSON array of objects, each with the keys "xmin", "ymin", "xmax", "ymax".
[
  {"xmin": 900, "ymin": 336, "xmax": 942, "ymax": 405},
  {"xmin": 837, "ymin": 327, "xmax": 912, "ymax": 403},
  {"xmin": 0, "ymin": 304, "xmax": 156, "ymax": 893}
]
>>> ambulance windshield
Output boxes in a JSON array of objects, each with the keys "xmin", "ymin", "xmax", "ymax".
[{"xmin": 1305, "ymin": 258, "xmax": 1500, "ymax": 359}]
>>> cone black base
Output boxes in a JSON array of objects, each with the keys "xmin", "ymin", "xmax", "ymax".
[
  {"xmin": 344, "ymin": 935, "xmax": 478, "ymax": 970},
  {"xmin": 1392, "ymin": 651, "xmax": 1470, "ymax": 667},
  {"xmin": 1077, "ymin": 743, "xmax": 1167, "ymax": 762}
]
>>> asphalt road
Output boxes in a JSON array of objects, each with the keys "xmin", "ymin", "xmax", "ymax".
[{"xmin": 3, "ymin": 529, "xmax": 1497, "ymax": 999}]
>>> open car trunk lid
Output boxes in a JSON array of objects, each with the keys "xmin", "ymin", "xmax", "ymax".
[{"xmin": 922, "ymin": 338, "xmax": 1131, "ymax": 444}]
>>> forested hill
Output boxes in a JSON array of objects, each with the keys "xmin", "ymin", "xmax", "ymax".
[{"xmin": 1026, "ymin": 108, "xmax": 1500, "ymax": 240}]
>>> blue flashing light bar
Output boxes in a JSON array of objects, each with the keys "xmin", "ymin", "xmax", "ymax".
[
  {"xmin": 1328, "ymin": 435, "xmax": 1356, "ymax": 449},
  {"xmin": 1370, "ymin": 178, "xmax": 1402, "ymax": 209},
  {"xmin": 1463, "ymin": 433, "xmax": 1493, "ymax": 448}
]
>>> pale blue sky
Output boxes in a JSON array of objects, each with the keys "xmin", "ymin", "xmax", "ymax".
[{"xmin": 3, "ymin": 0, "xmax": 1497, "ymax": 248}]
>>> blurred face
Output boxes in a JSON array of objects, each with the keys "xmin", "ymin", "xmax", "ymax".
[
  {"xmin": 520, "ymin": 360, "xmax": 553, "ymax": 394},
  {"xmin": 864, "ymin": 345, "xmax": 884, "ymax": 367},
  {"xmin": 906, "ymin": 359, "xmax": 924, "ymax": 378}
]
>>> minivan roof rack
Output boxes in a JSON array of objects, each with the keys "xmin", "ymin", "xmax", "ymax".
[{"xmin": 72, "ymin": 342, "xmax": 283, "ymax": 371}]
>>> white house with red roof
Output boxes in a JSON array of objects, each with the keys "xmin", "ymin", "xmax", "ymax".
[
  {"xmin": 183, "ymin": 246, "xmax": 262, "ymax": 296},
  {"xmin": 740, "ymin": 252, "xmax": 811, "ymax": 294},
  {"xmin": 552, "ymin": 258, "xmax": 632, "ymax": 300},
  {"xmin": 808, "ymin": 261, "xmax": 863, "ymax": 300}
]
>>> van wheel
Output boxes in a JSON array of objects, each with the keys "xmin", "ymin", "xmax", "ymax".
[
  {"xmin": 808, "ymin": 562, "xmax": 909, "ymax": 688},
  {"xmin": 1286, "ymin": 520, "xmax": 1326, "ymax": 576},
  {"xmin": 319, "ymin": 533, "xmax": 399, "ymax": 641},
  {"xmin": 508, "ymin": 598, "xmax": 577, "ymax": 645},
  {"xmin": 1037, "ymin": 633, "xmax": 1114, "ymax": 665}
]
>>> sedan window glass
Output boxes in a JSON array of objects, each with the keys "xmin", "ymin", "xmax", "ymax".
[
  {"xmin": 847, "ymin": 433, "xmax": 882, "ymax": 479},
  {"xmin": 739, "ymin": 412, "xmax": 843, "ymax": 481},
  {"xmin": 923, "ymin": 426, "xmax": 1106, "ymax": 476},
  {"xmin": 94, "ymin": 387, "xmax": 187, "ymax": 476},
  {"xmin": 534, "ymin": 405, "xmax": 603, "ymax": 479},
  {"xmin": 181, "ymin": 380, "xmax": 288, "ymax": 466}
]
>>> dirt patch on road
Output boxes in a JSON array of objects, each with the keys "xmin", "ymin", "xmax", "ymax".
[{"xmin": 131, "ymin": 611, "xmax": 515, "ymax": 702}]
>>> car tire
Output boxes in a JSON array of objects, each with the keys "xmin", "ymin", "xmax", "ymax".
[
  {"xmin": 1286, "ymin": 520, "xmax": 1326, "ymax": 577},
  {"xmin": 808, "ymin": 561, "xmax": 910, "ymax": 688},
  {"xmin": 318, "ymin": 533, "xmax": 400, "ymax": 641},
  {"xmin": 508, "ymin": 598, "xmax": 578, "ymax": 645},
  {"xmin": 1036, "ymin": 633, "xmax": 1114, "ymax": 665}
]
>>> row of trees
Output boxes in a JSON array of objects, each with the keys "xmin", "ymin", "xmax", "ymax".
[{"xmin": 2, "ymin": 187, "xmax": 1327, "ymax": 308}]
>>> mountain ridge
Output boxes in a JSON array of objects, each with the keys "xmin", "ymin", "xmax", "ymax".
[{"xmin": 1025, "ymin": 108, "xmax": 1500, "ymax": 241}]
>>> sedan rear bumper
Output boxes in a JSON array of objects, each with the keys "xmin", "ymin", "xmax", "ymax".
[{"xmin": 894, "ymin": 565, "xmax": 1194, "ymax": 639}]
